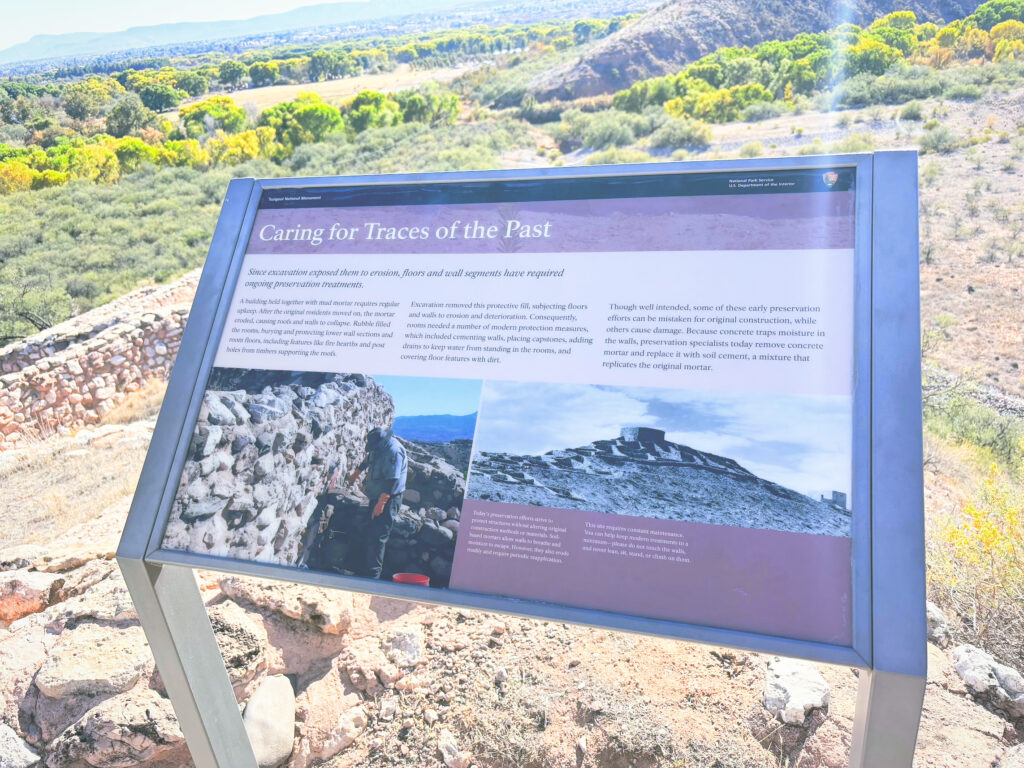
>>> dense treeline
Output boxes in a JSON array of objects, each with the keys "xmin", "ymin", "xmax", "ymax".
[
  {"xmin": 613, "ymin": 0, "xmax": 1024, "ymax": 121},
  {"xmin": 0, "ymin": 16, "xmax": 630, "ymax": 121},
  {"xmin": 0, "ymin": 85, "xmax": 459, "ymax": 194},
  {"xmin": 0, "ymin": 14, "xmax": 634, "ymax": 196}
]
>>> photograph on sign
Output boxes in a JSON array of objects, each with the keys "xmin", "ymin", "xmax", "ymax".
[{"xmin": 158, "ymin": 168, "xmax": 858, "ymax": 647}]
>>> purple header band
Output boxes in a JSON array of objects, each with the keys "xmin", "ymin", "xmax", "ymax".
[
  {"xmin": 450, "ymin": 500, "xmax": 852, "ymax": 646},
  {"xmin": 246, "ymin": 192, "xmax": 855, "ymax": 255}
]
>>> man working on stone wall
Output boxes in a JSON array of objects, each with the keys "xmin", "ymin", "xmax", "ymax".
[{"xmin": 343, "ymin": 426, "xmax": 408, "ymax": 579}]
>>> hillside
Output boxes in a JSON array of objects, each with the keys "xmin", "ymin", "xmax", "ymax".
[
  {"xmin": 0, "ymin": 0, "xmax": 482, "ymax": 66},
  {"xmin": 530, "ymin": 0, "xmax": 988, "ymax": 99},
  {"xmin": 469, "ymin": 428, "xmax": 851, "ymax": 536}
]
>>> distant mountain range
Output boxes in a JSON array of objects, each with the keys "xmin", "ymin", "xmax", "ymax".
[
  {"xmin": 0, "ymin": 0, "xmax": 489, "ymax": 65},
  {"xmin": 530, "ymin": 0, "xmax": 988, "ymax": 100},
  {"xmin": 468, "ymin": 426, "xmax": 851, "ymax": 536},
  {"xmin": 393, "ymin": 413, "xmax": 478, "ymax": 442}
]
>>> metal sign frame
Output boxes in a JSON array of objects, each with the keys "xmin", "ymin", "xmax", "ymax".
[{"xmin": 117, "ymin": 151, "xmax": 925, "ymax": 768}]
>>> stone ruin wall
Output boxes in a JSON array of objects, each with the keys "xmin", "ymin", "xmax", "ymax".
[
  {"xmin": 163, "ymin": 372, "xmax": 396, "ymax": 565},
  {"xmin": 0, "ymin": 272, "xmax": 199, "ymax": 449}
]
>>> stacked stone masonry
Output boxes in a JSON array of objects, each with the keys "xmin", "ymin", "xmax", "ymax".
[{"xmin": 0, "ymin": 272, "xmax": 199, "ymax": 448}]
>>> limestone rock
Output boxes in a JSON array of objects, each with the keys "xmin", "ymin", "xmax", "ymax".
[
  {"xmin": 0, "ymin": 571, "xmax": 64, "ymax": 623},
  {"xmin": 383, "ymin": 626, "xmax": 425, "ymax": 668},
  {"xmin": 927, "ymin": 601, "xmax": 951, "ymax": 648},
  {"xmin": 0, "ymin": 625, "xmax": 55, "ymax": 732},
  {"xmin": 34, "ymin": 624, "xmax": 151, "ymax": 699},
  {"xmin": 341, "ymin": 637, "xmax": 391, "ymax": 695},
  {"xmin": 31, "ymin": 551, "xmax": 99, "ymax": 574},
  {"xmin": 0, "ymin": 722, "xmax": 39, "ymax": 768},
  {"xmin": 45, "ymin": 688, "xmax": 184, "ymax": 768},
  {"xmin": 38, "ymin": 575, "xmax": 137, "ymax": 632},
  {"xmin": 242, "ymin": 675, "xmax": 295, "ymax": 768},
  {"xmin": 764, "ymin": 657, "xmax": 830, "ymax": 726},
  {"xmin": 292, "ymin": 658, "xmax": 366, "ymax": 768},
  {"xmin": 208, "ymin": 600, "xmax": 267, "ymax": 692},
  {"xmin": 1000, "ymin": 744, "xmax": 1024, "ymax": 768},
  {"xmin": 219, "ymin": 577, "xmax": 374, "ymax": 636},
  {"xmin": 437, "ymin": 729, "xmax": 470, "ymax": 768},
  {"xmin": 0, "ymin": 547, "xmax": 46, "ymax": 573},
  {"xmin": 952, "ymin": 645, "xmax": 1024, "ymax": 720}
]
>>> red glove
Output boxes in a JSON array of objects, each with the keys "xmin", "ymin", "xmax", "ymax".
[
  {"xmin": 372, "ymin": 494, "xmax": 390, "ymax": 518},
  {"xmin": 346, "ymin": 468, "xmax": 362, "ymax": 486}
]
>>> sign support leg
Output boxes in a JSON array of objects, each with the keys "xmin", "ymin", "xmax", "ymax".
[
  {"xmin": 849, "ymin": 668, "xmax": 925, "ymax": 767},
  {"xmin": 118, "ymin": 558, "xmax": 258, "ymax": 768}
]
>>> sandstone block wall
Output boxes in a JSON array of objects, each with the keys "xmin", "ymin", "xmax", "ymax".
[
  {"xmin": 0, "ymin": 271, "xmax": 199, "ymax": 374},
  {"xmin": 162, "ymin": 371, "xmax": 396, "ymax": 565},
  {"xmin": 0, "ymin": 271, "xmax": 200, "ymax": 449},
  {"xmin": 0, "ymin": 308, "xmax": 189, "ymax": 447}
]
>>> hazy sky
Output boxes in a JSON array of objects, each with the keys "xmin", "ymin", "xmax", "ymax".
[
  {"xmin": 0, "ymin": 0, "xmax": 331, "ymax": 50},
  {"xmin": 374, "ymin": 375, "xmax": 481, "ymax": 418},
  {"xmin": 472, "ymin": 383, "xmax": 852, "ymax": 499}
]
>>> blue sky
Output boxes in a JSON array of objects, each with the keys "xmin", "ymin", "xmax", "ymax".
[
  {"xmin": 374, "ymin": 376, "xmax": 481, "ymax": 418},
  {"xmin": 472, "ymin": 383, "xmax": 852, "ymax": 499},
  {"xmin": 0, "ymin": 1, "xmax": 320, "ymax": 49}
]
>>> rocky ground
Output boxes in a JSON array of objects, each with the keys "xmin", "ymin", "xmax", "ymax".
[
  {"xmin": 1, "ymin": 493, "xmax": 1022, "ymax": 768},
  {"xmin": 468, "ymin": 428, "xmax": 850, "ymax": 537}
]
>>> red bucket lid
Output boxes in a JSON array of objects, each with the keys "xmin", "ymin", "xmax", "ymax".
[{"xmin": 392, "ymin": 572, "xmax": 430, "ymax": 586}]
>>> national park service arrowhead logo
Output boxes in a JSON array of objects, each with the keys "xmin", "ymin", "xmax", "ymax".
[{"xmin": 822, "ymin": 171, "xmax": 840, "ymax": 189}]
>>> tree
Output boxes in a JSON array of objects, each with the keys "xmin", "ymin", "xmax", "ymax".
[
  {"xmin": 248, "ymin": 61, "xmax": 280, "ymax": 88},
  {"xmin": 179, "ymin": 95, "xmax": 246, "ymax": 138},
  {"xmin": 259, "ymin": 94, "xmax": 343, "ymax": 154},
  {"xmin": 344, "ymin": 91, "xmax": 401, "ymax": 133},
  {"xmin": 62, "ymin": 77, "xmax": 124, "ymax": 120},
  {"xmin": 138, "ymin": 82, "xmax": 186, "ymax": 111},
  {"xmin": 106, "ymin": 94, "xmax": 152, "ymax": 137},
  {"xmin": 310, "ymin": 49, "xmax": 340, "ymax": 81},
  {"xmin": 174, "ymin": 71, "xmax": 209, "ymax": 98},
  {"xmin": 218, "ymin": 60, "xmax": 247, "ymax": 88}
]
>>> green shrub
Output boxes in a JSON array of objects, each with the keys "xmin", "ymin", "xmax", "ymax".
[
  {"xmin": 919, "ymin": 123, "xmax": 959, "ymax": 152},
  {"xmin": 738, "ymin": 141, "xmax": 764, "ymax": 157},
  {"xmin": 584, "ymin": 147, "xmax": 653, "ymax": 165},
  {"xmin": 645, "ymin": 117, "xmax": 712, "ymax": 150},
  {"xmin": 900, "ymin": 100, "xmax": 925, "ymax": 120},
  {"xmin": 946, "ymin": 83, "xmax": 984, "ymax": 100}
]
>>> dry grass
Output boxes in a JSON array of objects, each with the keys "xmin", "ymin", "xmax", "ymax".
[
  {"xmin": 0, "ymin": 380, "xmax": 168, "ymax": 548},
  {"xmin": 184, "ymin": 65, "xmax": 465, "ymax": 114},
  {"xmin": 100, "ymin": 377, "xmax": 167, "ymax": 426}
]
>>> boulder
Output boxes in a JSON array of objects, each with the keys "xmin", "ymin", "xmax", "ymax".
[
  {"xmin": 45, "ymin": 688, "xmax": 184, "ymax": 768},
  {"xmin": 242, "ymin": 675, "xmax": 295, "ymax": 768},
  {"xmin": 952, "ymin": 645, "xmax": 1024, "ymax": 720},
  {"xmin": 0, "ymin": 571, "xmax": 65, "ymax": 623},
  {"xmin": 0, "ymin": 723, "xmax": 39, "ymax": 768},
  {"xmin": 926, "ymin": 601, "xmax": 951, "ymax": 648},
  {"xmin": 34, "ymin": 624, "xmax": 152, "ymax": 699},
  {"xmin": 219, "ymin": 577, "xmax": 375, "ymax": 636},
  {"xmin": 291, "ymin": 658, "xmax": 367, "ymax": 768},
  {"xmin": 764, "ymin": 657, "xmax": 830, "ymax": 726}
]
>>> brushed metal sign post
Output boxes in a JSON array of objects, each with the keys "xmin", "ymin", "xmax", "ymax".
[{"xmin": 118, "ymin": 155, "xmax": 925, "ymax": 768}]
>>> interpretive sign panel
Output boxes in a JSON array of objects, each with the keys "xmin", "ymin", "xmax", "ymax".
[
  {"xmin": 119, "ymin": 155, "xmax": 925, "ymax": 768},
  {"xmin": 142, "ymin": 161, "xmax": 877, "ymax": 658}
]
